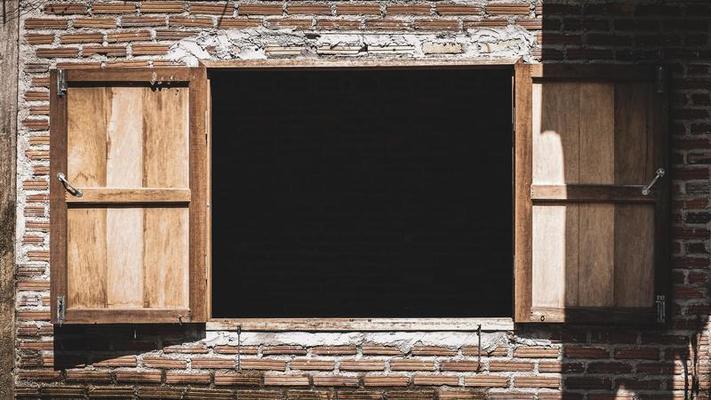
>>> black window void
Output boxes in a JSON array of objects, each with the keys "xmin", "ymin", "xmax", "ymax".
[{"xmin": 211, "ymin": 68, "xmax": 513, "ymax": 318}]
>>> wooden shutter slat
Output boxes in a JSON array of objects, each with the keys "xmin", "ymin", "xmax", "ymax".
[
  {"xmin": 515, "ymin": 64, "xmax": 670, "ymax": 324},
  {"xmin": 66, "ymin": 188, "xmax": 191, "ymax": 203},
  {"xmin": 50, "ymin": 68, "xmax": 208, "ymax": 324}
]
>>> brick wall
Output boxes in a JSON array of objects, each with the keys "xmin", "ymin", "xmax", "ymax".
[{"xmin": 13, "ymin": 0, "xmax": 711, "ymax": 399}]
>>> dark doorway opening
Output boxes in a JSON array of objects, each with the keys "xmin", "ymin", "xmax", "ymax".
[{"xmin": 210, "ymin": 67, "xmax": 513, "ymax": 318}]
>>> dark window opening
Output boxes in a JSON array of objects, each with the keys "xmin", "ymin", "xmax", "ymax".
[{"xmin": 210, "ymin": 68, "xmax": 513, "ymax": 318}]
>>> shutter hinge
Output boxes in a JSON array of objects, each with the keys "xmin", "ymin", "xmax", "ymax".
[
  {"xmin": 655, "ymin": 295, "xmax": 666, "ymax": 323},
  {"xmin": 56, "ymin": 296, "xmax": 65, "ymax": 326},
  {"xmin": 57, "ymin": 70, "xmax": 67, "ymax": 97},
  {"xmin": 655, "ymin": 66, "xmax": 666, "ymax": 94}
]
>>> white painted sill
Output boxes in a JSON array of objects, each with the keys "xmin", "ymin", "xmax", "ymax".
[{"xmin": 206, "ymin": 318, "xmax": 514, "ymax": 332}]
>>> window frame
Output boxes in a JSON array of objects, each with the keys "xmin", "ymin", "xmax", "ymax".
[{"xmin": 204, "ymin": 58, "xmax": 520, "ymax": 331}]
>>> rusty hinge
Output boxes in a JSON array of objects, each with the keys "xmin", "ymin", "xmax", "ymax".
[
  {"xmin": 656, "ymin": 295, "xmax": 666, "ymax": 323},
  {"xmin": 57, "ymin": 69, "xmax": 67, "ymax": 96},
  {"xmin": 655, "ymin": 66, "xmax": 666, "ymax": 94},
  {"xmin": 56, "ymin": 296, "xmax": 65, "ymax": 326}
]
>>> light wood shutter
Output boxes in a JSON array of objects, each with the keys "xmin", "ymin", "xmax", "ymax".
[
  {"xmin": 50, "ymin": 68, "xmax": 208, "ymax": 324},
  {"xmin": 514, "ymin": 64, "xmax": 670, "ymax": 324}
]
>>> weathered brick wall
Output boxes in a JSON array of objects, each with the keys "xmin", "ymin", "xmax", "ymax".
[{"xmin": 13, "ymin": 0, "xmax": 711, "ymax": 399}]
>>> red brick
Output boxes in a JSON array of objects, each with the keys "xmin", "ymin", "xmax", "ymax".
[
  {"xmin": 413, "ymin": 375, "xmax": 459, "ymax": 386},
  {"xmin": 390, "ymin": 359, "xmax": 435, "ymax": 371},
  {"xmin": 106, "ymin": 31, "xmax": 152, "ymax": 42},
  {"xmin": 60, "ymin": 33, "xmax": 103, "ymax": 44},
  {"xmin": 313, "ymin": 375, "xmax": 359, "ymax": 387},
  {"xmin": 312, "ymin": 345, "xmax": 357, "ymax": 355},
  {"xmin": 191, "ymin": 3, "xmax": 235, "ymax": 15},
  {"xmin": 213, "ymin": 344, "xmax": 259, "ymax": 355},
  {"xmin": 93, "ymin": 355, "xmax": 137, "ymax": 368},
  {"xmin": 36, "ymin": 47, "xmax": 79, "ymax": 58},
  {"xmin": 287, "ymin": 4, "xmax": 332, "ymax": 15},
  {"xmin": 514, "ymin": 346, "xmax": 560, "ymax": 358},
  {"xmin": 18, "ymin": 369, "xmax": 61, "ymax": 381},
  {"xmin": 132, "ymin": 44, "xmax": 170, "ymax": 56},
  {"xmin": 121, "ymin": 16, "xmax": 166, "ymax": 27},
  {"xmin": 440, "ymin": 361, "xmax": 480, "ymax": 372},
  {"xmin": 215, "ymin": 371, "xmax": 263, "ymax": 386},
  {"xmin": 141, "ymin": 1, "xmax": 185, "ymax": 13},
  {"xmin": 363, "ymin": 376, "xmax": 409, "ymax": 387},
  {"xmin": 290, "ymin": 359, "xmax": 335, "ymax": 371},
  {"xmin": 411, "ymin": 345, "xmax": 458, "ymax": 356},
  {"xmin": 66, "ymin": 369, "xmax": 112, "ymax": 383},
  {"xmin": 337, "ymin": 4, "xmax": 381, "ymax": 15},
  {"xmin": 169, "ymin": 16, "xmax": 214, "ymax": 27},
  {"xmin": 216, "ymin": 18, "xmax": 263, "ymax": 28},
  {"xmin": 486, "ymin": 4, "xmax": 530, "ymax": 16},
  {"xmin": 115, "ymin": 369, "xmax": 162, "ymax": 383},
  {"xmin": 25, "ymin": 34, "xmax": 54, "ymax": 45},
  {"xmin": 92, "ymin": 3, "xmax": 137, "ymax": 14},
  {"xmin": 142, "ymin": 357, "xmax": 187, "ymax": 369},
  {"xmin": 264, "ymin": 374, "xmax": 310, "ymax": 386},
  {"xmin": 165, "ymin": 371, "xmax": 211, "ymax": 384},
  {"xmin": 489, "ymin": 360, "xmax": 534, "ymax": 372},
  {"xmin": 25, "ymin": 18, "xmax": 68, "ymax": 29},
  {"xmin": 387, "ymin": 4, "xmax": 431, "ymax": 15},
  {"xmin": 45, "ymin": 3, "xmax": 88, "ymax": 14},
  {"xmin": 436, "ymin": 3, "xmax": 481, "ymax": 16},
  {"xmin": 239, "ymin": 4, "xmax": 283, "ymax": 15},
  {"xmin": 564, "ymin": 377, "xmax": 611, "ymax": 390},
  {"xmin": 563, "ymin": 346, "xmax": 610, "ymax": 359},
  {"xmin": 514, "ymin": 376, "xmax": 560, "ymax": 388},
  {"xmin": 192, "ymin": 357, "xmax": 235, "ymax": 369},
  {"xmin": 340, "ymin": 360, "xmax": 385, "ymax": 371},
  {"xmin": 614, "ymin": 347, "xmax": 659, "ymax": 360},
  {"xmin": 463, "ymin": 375, "xmax": 508, "ymax": 388},
  {"xmin": 82, "ymin": 45, "xmax": 127, "ymax": 57},
  {"xmin": 74, "ymin": 18, "xmax": 117, "ymax": 28},
  {"xmin": 263, "ymin": 345, "xmax": 307, "ymax": 355},
  {"xmin": 240, "ymin": 359, "xmax": 287, "ymax": 371}
]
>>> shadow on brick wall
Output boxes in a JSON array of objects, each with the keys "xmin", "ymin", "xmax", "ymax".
[
  {"xmin": 539, "ymin": 1, "xmax": 710, "ymax": 399},
  {"xmin": 53, "ymin": 325, "xmax": 205, "ymax": 369}
]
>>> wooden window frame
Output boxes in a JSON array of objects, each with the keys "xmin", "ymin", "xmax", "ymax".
[
  {"xmin": 204, "ymin": 58, "xmax": 519, "ymax": 332},
  {"xmin": 50, "ymin": 68, "xmax": 209, "ymax": 324}
]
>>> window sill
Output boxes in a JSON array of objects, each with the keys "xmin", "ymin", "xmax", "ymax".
[{"xmin": 206, "ymin": 318, "xmax": 514, "ymax": 332}]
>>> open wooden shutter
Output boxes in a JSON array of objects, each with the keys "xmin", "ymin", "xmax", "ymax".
[
  {"xmin": 514, "ymin": 64, "xmax": 670, "ymax": 324},
  {"xmin": 50, "ymin": 68, "xmax": 208, "ymax": 324}
]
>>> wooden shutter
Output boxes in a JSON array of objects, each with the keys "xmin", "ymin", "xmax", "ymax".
[
  {"xmin": 50, "ymin": 68, "xmax": 208, "ymax": 324},
  {"xmin": 514, "ymin": 64, "xmax": 670, "ymax": 324}
]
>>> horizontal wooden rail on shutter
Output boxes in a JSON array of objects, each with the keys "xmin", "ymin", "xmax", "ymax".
[
  {"xmin": 530, "ymin": 307, "xmax": 657, "ymax": 324},
  {"xmin": 530, "ymin": 184, "xmax": 656, "ymax": 203},
  {"xmin": 65, "ymin": 68, "xmax": 193, "ymax": 83},
  {"xmin": 65, "ymin": 188, "xmax": 191, "ymax": 204},
  {"xmin": 65, "ymin": 308, "xmax": 192, "ymax": 324}
]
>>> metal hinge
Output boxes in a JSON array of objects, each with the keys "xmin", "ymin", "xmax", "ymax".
[
  {"xmin": 655, "ymin": 66, "xmax": 666, "ymax": 94},
  {"xmin": 57, "ymin": 70, "xmax": 67, "ymax": 96},
  {"xmin": 56, "ymin": 296, "xmax": 65, "ymax": 326},
  {"xmin": 655, "ymin": 295, "xmax": 666, "ymax": 323}
]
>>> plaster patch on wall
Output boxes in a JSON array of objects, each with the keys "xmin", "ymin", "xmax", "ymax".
[
  {"xmin": 167, "ymin": 26, "xmax": 536, "ymax": 64},
  {"xmin": 202, "ymin": 331, "xmax": 513, "ymax": 354}
]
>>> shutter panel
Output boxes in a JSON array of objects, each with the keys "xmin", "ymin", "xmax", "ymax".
[
  {"xmin": 514, "ymin": 64, "xmax": 670, "ymax": 324},
  {"xmin": 50, "ymin": 68, "xmax": 208, "ymax": 324}
]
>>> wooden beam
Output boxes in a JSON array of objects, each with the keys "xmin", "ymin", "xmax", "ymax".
[
  {"xmin": 65, "ymin": 188, "xmax": 191, "ymax": 204},
  {"xmin": 531, "ymin": 184, "xmax": 656, "ymax": 203},
  {"xmin": 207, "ymin": 318, "xmax": 515, "ymax": 332},
  {"xmin": 201, "ymin": 58, "xmax": 520, "ymax": 70},
  {"xmin": 0, "ymin": 0, "xmax": 19, "ymax": 398}
]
